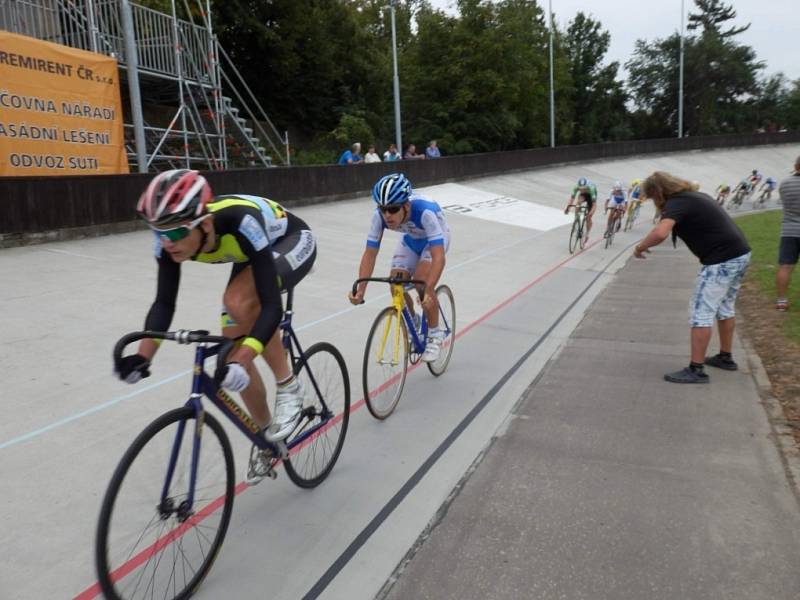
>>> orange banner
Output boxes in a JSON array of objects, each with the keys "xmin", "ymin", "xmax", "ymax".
[{"xmin": 0, "ymin": 31, "xmax": 129, "ymax": 176}]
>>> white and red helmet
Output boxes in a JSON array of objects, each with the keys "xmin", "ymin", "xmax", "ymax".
[{"xmin": 136, "ymin": 169, "xmax": 212, "ymax": 227}]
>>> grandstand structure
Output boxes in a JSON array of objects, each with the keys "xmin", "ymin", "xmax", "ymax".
[{"xmin": 0, "ymin": 0, "xmax": 289, "ymax": 171}]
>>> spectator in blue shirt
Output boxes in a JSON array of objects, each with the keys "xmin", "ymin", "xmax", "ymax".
[
  {"xmin": 338, "ymin": 143, "xmax": 363, "ymax": 165},
  {"xmin": 425, "ymin": 140, "xmax": 441, "ymax": 159}
]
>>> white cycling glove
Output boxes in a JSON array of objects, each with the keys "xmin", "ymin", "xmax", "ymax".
[{"xmin": 220, "ymin": 362, "xmax": 250, "ymax": 392}]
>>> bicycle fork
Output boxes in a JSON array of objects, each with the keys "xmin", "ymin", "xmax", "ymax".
[
  {"xmin": 376, "ymin": 285, "xmax": 407, "ymax": 365},
  {"xmin": 160, "ymin": 398, "xmax": 204, "ymax": 523}
]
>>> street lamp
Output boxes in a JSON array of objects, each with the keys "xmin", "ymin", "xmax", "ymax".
[{"xmin": 389, "ymin": 0, "xmax": 402, "ymax": 155}]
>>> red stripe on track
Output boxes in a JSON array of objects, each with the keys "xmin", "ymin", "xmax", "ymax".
[{"xmin": 74, "ymin": 240, "xmax": 598, "ymax": 599}]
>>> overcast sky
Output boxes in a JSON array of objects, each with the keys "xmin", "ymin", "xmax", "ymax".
[{"xmin": 429, "ymin": 0, "xmax": 798, "ymax": 82}]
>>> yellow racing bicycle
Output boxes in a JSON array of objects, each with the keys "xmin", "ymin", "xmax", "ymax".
[{"xmin": 352, "ymin": 277, "xmax": 456, "ymax": 419}]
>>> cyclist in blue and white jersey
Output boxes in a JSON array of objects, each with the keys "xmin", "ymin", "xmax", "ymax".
[
  {"xmin": 604, "ymin": 181, "xmax": 628, "ymax": 236},
  {"xmin": 348, "ymin": 173, "xmax": 450, "ymax": 362},
  {"xmin": 759, "ymin": 176, "xmax": 778, "ymax": 200}
]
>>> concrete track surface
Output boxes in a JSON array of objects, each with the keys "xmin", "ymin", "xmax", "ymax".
[{"xmin": 0, "ymin": 144, "xmax": 797, "ymax": 599}]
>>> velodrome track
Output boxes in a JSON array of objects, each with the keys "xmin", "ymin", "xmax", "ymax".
[{"xmin": 0, "ymin": 144, "xmax": 797, "ymax": 599}]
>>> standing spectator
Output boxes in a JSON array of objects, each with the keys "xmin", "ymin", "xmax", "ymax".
[
  {"xmin": 364, "ymin": 144, "xmax": 382, "ymax": 164},
  {"xmin": 337, "ymin": 143, "xmax": 363, "ymax": 165},
  {"xmin": 383, "ymin": 143, "xmax": 401, "ymax": 162},
  {"xmin": 776, "ymin": 156, "xmax": 800, "ymax": 311},
  {"xmin": 633, "ymin": 171, "xmax": 751, "ymax": 384},
  {"xmin": 425, "ymin": 140, "xmax": 442, "ymax": 159},
  {"xmin": 404, "ymin": 143, "xmax": 425, "ymax": 160}
]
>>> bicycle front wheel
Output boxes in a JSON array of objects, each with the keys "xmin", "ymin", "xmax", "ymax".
[
  {"xmin": 623, "ymin": 209, "xmax": 633, "ymax": 232},
  {"xmin": 427, "ymin": 285, "xmax": 456, "ymax": 376},
  {"xmin": 568, "ymin": 216, "xmax": 581, "ymax": 254},
  {"xmin": 363, "ymin": 306, "xmax": 408, "ymax": 420},
  {"xmin": 604, "ymin": 222, "xmax": 614, "ymax": 249},
  {"xmin": 96, "ymin": 407, "xmax": 235, "ymax": 600},
  {"xmin": 284, "ymin": 342, "xmax": 350, "ymax": 488}
]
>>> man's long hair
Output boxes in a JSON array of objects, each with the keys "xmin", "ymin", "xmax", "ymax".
[{"xmin": 642, "ymin": 171, "xmax": 696, "ymax": 210}]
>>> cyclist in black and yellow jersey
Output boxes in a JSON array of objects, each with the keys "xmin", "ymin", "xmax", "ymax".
[{"xmin": 115, "ymin": 169, "xmax": 316, "ymax": 481}]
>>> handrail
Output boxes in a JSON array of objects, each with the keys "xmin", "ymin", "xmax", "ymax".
[{"xmin": 217, "ymin": 42, "xmax": 288, "ymax": 164}]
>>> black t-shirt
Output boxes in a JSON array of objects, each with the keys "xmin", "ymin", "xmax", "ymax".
[{"xmin": 661, "ymin": 191, "xmax": 750, "ymax": 265}]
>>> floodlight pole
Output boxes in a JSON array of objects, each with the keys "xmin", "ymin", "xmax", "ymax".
[
  {"xmin": 390, "ymin": 0, "xmax": 403, "ymax": 155},
  {"xmin": 678, "ymin": 0, "xmax": 685, "ymax": 138},
  {"xmin": 548, "ymin": 0, "xmax": 555, "ymax": 147}
]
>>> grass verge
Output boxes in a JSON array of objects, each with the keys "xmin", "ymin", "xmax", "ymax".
[
  {"xmin": 735, "ymin": 210, "xmax": 800, "ymax": 342},
  {"xmin": 734, "ymin": 210, "xmax": 800, "ymax": 446}
]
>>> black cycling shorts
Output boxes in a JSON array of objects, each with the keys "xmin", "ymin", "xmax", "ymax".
[
  {"xmin": 778, "ymin": 236, "xmax": 800, "ymax": 265},
  {"xmin": 577, "ymin": 192, "xmax": 594, "ymax": 211},
  {"xmin": 228, "ymin": 213, "xmax": 317, "ymax": 290}
]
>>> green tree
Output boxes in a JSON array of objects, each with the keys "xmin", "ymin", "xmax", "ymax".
[
  {"xmin": 560, "ymin": 12, "xmax": 629, "ymax": 143},
  {"xmin": 626, "ymin": 0, "xmax": 763, "ymax": 136},
  {"xmin": 402, "ymin": 0, "xmax": 552, "ymax": 153},
  {"xmin": 213, "ymin": 1, "xmax": 379, "ymax": 139},
  {"xmin": 752, "ymin": 74, "xmax": 788, "ymax": 131},
  {"xmin": 784, "ymin": 80, "xmax": 800, "ymax": 130},
  {"xmin": 626, "ymin": 35, "xmax": 681, "ymax": 138}
]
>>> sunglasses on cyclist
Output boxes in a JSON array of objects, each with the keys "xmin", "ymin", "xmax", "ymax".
[
  {"xmin": 152, "ymin": 214, "xmax": 210, "ymax": 242},
  {"xmin": 379, "ymin": 205, "xmax": 403, "ymax": 215}
]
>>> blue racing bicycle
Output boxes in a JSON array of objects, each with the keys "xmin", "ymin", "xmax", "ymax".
[{"xmin": 95, "ymin": 288, "xmax": 349, "ymax": 600}]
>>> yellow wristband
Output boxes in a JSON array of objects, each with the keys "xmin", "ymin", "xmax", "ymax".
[{"xmin": 242, "ymin": 337, "xmax": 264, "ymax": 355}]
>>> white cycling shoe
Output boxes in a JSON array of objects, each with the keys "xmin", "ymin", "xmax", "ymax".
[
  {"xmin": 265, "ymin": 378, "xmax": 304, "ymax": 442},
  {"xmin": 421, "ymin": 331, "xmax": 444, "ymax": 363}
]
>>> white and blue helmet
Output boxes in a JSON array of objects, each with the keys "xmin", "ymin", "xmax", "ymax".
[{"xmin": 373, "ymin": 173, "xmax": 412, "ymax": 206}]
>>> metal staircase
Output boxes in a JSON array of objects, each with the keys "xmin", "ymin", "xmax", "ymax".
[{"xmin": 0, "ymin": 0, "xmax": 289, "ymax": 171}]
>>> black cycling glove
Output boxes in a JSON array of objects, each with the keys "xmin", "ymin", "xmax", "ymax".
[{"xmin": 116, "ymin": 354, "xmax": 151, "ymax": 384}]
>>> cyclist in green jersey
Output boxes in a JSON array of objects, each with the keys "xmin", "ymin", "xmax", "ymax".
[{"xmin": 564, "ymin": 177, "xmax": 598, "ymax": 243}]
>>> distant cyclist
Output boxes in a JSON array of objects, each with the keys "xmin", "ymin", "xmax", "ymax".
[
  {"xmin": 117, "ymin": 170, "xmax": 317, "ymax": 483},
  {"xmin": 564, "ymin": 177, "xmax": 598, "ymax": 243},
  {"xmin": 604, "ymin": 181, "xmax": 627, "ymax": 236},
  {"xmin": 628, "ymin": 179, "xmax": 644, "ymax": 205},
  {"xmin": 627, "ymin": 179, "xmax": 645, "ymax": 217},
  {"xmin": 759, "ymin": 176, "xmax": 777, "ymax": 201},
  {"xmin": 747, "ymin": 169, "xmax": 763, "ymax": 194},
  {"xmin": 715, "ymin": 183, "xmax": 731, "ymax": 206},
  {"xmin": 348, "ymin": 173, "xmax": 450, "ymax": 363}
]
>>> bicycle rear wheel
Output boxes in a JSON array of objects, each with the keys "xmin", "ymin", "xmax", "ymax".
[
  {"xmin": 427, "ymin": 285, "xmax": 456, "ymax": 377},
  {"xmin": 363, "ymin": 306, "xmax": 408, "ymax": 419},
  {"xmin": 96, "ymin": 407, "xmax": 234, "ymax": 600},
  {"xmin": 284, "ymin": 342, "xmax": 350, "ymax": 488}
]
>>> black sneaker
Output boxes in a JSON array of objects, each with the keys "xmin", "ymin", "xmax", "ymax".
[
  {"xmin": 664, "ymin": 367, "xmax": 709, "ymax": 384},
  {"xmin": 704, "ymin": 353, "xmax": 738, "ymax": 371}
]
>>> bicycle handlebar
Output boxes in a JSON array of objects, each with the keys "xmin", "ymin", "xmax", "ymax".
[
  {"xmin": 113, "ymin": 329, "xmax": 236, "ymax": 372},
  {"xmin": 351, "ymin": 277, "xmax": 428, "ymax": 304}
]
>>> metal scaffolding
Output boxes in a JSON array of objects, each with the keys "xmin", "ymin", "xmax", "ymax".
[{"xmin": 0, "ymin": 0, "xmax": 290, "ymax": 171}]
